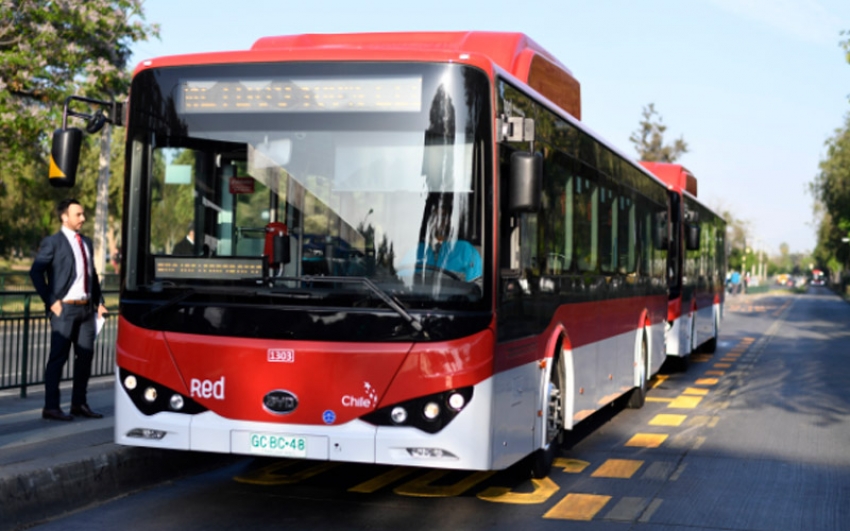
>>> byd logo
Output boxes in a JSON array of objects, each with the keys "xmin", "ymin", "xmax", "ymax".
[
  {"xmin": 264, "ymin": 390, "xmax": 298, "ymax": 414},
  {"xmin": 190, "ymin": 376, "xmax": 225, "ymax": 400}
]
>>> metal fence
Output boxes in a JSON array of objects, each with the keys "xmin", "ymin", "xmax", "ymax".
[{"xmin": 0, "ymin": 287, "xmax": 119, "ymax": 398}]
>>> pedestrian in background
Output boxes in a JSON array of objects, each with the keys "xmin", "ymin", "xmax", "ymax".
[{"xmin": 30, "ymin": 199, "xmax": 108, "ymax": 421}]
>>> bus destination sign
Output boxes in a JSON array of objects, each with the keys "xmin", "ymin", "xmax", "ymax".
[{"xmin": 155, "ymin": 257, "xmax": 264, "ymax": 280}]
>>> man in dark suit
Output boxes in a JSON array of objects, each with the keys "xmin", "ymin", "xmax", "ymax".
[
  {"xmin": 30, "ymin": 199, "xmax": 108, "ymax": 421},
  {"xmin": 172, "ymin": 226, "xmax": 196, "ymax": 255}
]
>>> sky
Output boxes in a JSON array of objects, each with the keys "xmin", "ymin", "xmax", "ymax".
[{"xmin": 129, "ymin": 0, "xmax": 850, "ymax": 255}]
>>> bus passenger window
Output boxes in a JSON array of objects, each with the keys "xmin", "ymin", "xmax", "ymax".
[
  {"xmin": 599, "ymin": 185, "xmax": 616, "ymax": 273},
  {"xmin": 575, "ymin": 176, "xmax": 597, "ymax": 272}
]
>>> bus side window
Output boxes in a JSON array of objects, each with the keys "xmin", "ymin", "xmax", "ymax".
[{"xmin": 575, "ymin": 173, "xmax": 598, "ymax": 272}]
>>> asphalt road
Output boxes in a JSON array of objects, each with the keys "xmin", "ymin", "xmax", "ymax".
[{"xmin": 30, "ymin": 287, "xmax": 850, "ymax": 530}]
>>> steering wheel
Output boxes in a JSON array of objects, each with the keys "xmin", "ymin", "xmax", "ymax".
[{"xmin": 414, "ymin": 264, "xmax": 463, "ymax": 282}]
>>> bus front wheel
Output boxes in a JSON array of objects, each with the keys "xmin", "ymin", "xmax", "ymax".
[{"xmin": 530, "ymin": 353, "xmax": 565, "ymax": 478}]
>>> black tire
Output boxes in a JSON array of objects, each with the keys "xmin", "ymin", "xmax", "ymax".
[
  {"xmin": 701, "ymin": 313, "xmax": 719, "ymax": 353},
  {"xmin": 627, "ymin": 335, "xmax": 648, "ymax": 409},
  {"xmin": 530, "ymin": 353, "xmax": 565, "ymax": 478}
]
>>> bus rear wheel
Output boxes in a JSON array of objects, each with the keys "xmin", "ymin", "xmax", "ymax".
[{"xmin": 627, "ymin": 334, "xmax": 648, "ymax": 409}]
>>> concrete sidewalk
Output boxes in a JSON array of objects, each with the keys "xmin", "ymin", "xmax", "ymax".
[{"xmin": 0, "ymin": 377, "xmax": 235, "ymax": 530}]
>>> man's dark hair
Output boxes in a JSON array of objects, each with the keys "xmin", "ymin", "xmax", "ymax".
[{"xmin": 57, "ymin": 198, "xmax": 81, "ymax": 220}]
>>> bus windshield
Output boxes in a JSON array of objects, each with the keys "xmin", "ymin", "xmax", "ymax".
[{"xmin": 125, "ymin": 62, "xmax": 491, "ymax": 310}]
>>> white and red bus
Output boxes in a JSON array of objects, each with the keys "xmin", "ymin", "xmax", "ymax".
[
  {"xmin": 640, "ymin": 162, "xmax": 726, "ymax": 365},
  {"xmin": 51, "ymin": 32, "xmax": 675, "ymax": 476}
]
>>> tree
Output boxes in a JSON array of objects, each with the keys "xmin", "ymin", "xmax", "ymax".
[
  {"xmin": 0, "ymin": 1, "xmax": 158, "ymax": 258},
  {"xmin": 0, "ymin": 1, "xmax": 157, "ymax": 162},
  {"xmin": 629, "ymin": 103, "xmax": 689, "ymax": 162},
  {"xmin": 810, "ymin": 112, "xmax": 850, "ymax": 274}
]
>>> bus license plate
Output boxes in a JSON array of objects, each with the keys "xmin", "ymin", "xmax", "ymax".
[{"xmin": 249, "ymin": 432, "xmax": 308, "ymax": 458}]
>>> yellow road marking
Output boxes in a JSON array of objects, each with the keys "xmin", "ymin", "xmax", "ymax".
[
  {"xmin": 348, "ymin": 467, "xmax": 415, "ymax": 493},
  {"xmin": 669, "ymin": 395, "xmax": 703, "ymax": 409},
  {"xmin": 544, "ymin": 493, "xmax": 611, "ymax": 520},
  {"xmin": 705, "ymin": 370, "xmax": 725, "ymax": 376},
  {"xmin": 554, "ymin": 458, "xmax": 590, "ymax": 473},
  {"xmin": 650, "ymin": 375, "xmax": 669, "ymax": 389},
  {"xmin": 682, "ymin": 387, "xmax": 709, "ymax": 396},
  {"xmin": 626, "ymin": 433, "xmax": 668, "ymax": 448},
  {"xmin": 724, "ymin": 353, "xmax": 742, "ymax": 358},
  {"xmin": 708, "ymin": 416, "xmax": 720, "ymax": 428},
  {"xmin": 646, "ymin": 396, "xmax": 674, "ymax": 402},
  {"xmin": 591, "ymin": 459, "xmax": 644, "ymax": 478},
  {"xmin": 714, "ymin": 363, "xmax": 732, "ymax": 368},
  {"xmin": 650, "ymin": 414, "xmax": 687, "ymax": 426},
  {"xmin": 695, "ymin": 378, "xmax": 719, "ymax": 385},
  {"xmin": 394, "ymin": 470, "xmax": 495, "ymax": 497},
  {"xmin": 477, "ymin": 477, "xmax": 559, "ymax": 504}
]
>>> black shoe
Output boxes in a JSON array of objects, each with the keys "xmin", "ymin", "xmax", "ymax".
[
  {"xmin": 43, "ymin": 408, "xmax": 74, "ymax": 421},
  {"xmin": 70, "ymin": 404, "xmax": 104, "ymax": 419}
]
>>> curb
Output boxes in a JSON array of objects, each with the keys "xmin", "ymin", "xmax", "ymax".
[{"xmin": 2, "ymin": 445, "xmax": 239, "ymax": 530}]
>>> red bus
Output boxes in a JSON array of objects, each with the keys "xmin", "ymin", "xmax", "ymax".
[
  {"xmin": 51, "ymin": 32, "xmax": 674, "ymax": 476},
  {"xmin": 640, "ymin": 162, "xmax": 726, "ymax": 365}
]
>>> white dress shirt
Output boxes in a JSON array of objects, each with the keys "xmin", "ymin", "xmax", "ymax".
[{"xmin": 60, "ymin": 226, "xmax": 90, "ymax": 301}]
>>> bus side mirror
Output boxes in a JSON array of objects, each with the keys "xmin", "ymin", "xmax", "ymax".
[
  {"xmin": 686, "ymin": 224, "xmax": 701, "ymax": 251},
  {"xmin": 508, "ymin": 151, "xmax": 542, "ymax": 213},
  {"xmin": 49, "ymin": 128, "xmax": 83, "ymax": 188}
]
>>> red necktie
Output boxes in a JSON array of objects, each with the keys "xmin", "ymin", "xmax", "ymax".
[{"xmin": 75, "ymin": 233, "xmax": 89, "ymax": 295}]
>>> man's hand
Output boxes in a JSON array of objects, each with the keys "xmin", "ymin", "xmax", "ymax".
[
  {"xmin": 50, "ymin": 300, "xmax": 62, "ymax": 317},
  {"xmin": 97, "ymin": 304, "xmax": 108, "ymax": 318}
]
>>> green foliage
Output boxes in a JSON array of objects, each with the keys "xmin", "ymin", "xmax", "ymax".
[
  {"xmin": 811, "ymin": 112, "xmax": 850, "ymax": 271},
  {"xmin": 629, "ymin": 103, "xmax": 689, "ymax": 163},
  {"xmin": 0, "ymin": 1, "xmax": 157, "ymax": 257}
]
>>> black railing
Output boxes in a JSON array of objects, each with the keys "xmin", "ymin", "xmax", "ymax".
[{"xmin": 0, "ymin": 290, "xmax": 119, "ymax": 397}]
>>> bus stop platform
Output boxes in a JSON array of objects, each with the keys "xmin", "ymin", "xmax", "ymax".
[{"xmin": 0, "ymin": 377, "xmax": 236, "ymax": 530}]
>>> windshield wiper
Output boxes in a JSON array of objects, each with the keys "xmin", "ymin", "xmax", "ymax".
[{"xmin": 270, "ymin": 275, "xmax": 429, "ymax": 339}]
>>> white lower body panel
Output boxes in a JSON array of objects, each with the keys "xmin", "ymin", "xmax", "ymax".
[{"xmin": 114, "ymin": 374, "xmax": 495, "ymax": 470}]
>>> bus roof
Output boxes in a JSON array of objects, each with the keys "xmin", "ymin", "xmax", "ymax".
[
  {"xmin": 134, "ymin": 31, "xmax": 581, "ymax": 119},
  {"xmin": 639, "ymin": 162, "xmax": 698, "ymax": 197}
]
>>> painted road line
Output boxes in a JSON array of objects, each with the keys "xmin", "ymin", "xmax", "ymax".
[
  {"xmin": 591, "ymin": 459, "xmax": 644, "ymax": 479},
  {"xmin": 641, "ymin": 461, "xmax": 677, "ymax": 480},
  {"xmin": 638, "ymin": 498, "xmax": 665, "ymax": 523},
  {"xmin": 682, "ymin": 387, "xmax": 709, "ymax": 396},
  {"xmin": 393, "ymin": 470, "xmax": 495, "ymax": 497},
  {"xmin": 645, "ymin": 397, "xmax": 674, "ymax": 403},
  {"xmin": 668, "ymin": 395, "xmax": 703, "ymax": 408},
  {"xmin": 603, "ymin": 496, "xmax": 652, "ymax": 521},
  {"xmin": 649, "ymin": 414, "xmax": 687, "ymax": 426},
  {"xmin": 348, "ymin": 467, "xmax": 416, "ymax": 493},
  {"xmin": 544, "ymin": 493, "xmax": 611, "ymax": 521},
  {"xmin": 477, "ymin": 477, "xmax": 559, "ymax": 504},
  {"xmin": 553, "ymin": 458, "xmax": 591, "ymax": 473},
  {"xmin": 713, "ymin": 363, "xmax": 732, "ymax": 369},
  {"xmin": 695, "ymin": 377, "xmax": 719, "ymax": 385},
  {"xmin": 650, "ymin": 375, "xmax": 669, "ymax": 389},
  {"xmin": 626, "ymin": 433, "xmax": 668, "ymax": 448},
  {"xmin": 705, "ymin": 370, "xmax": 725, "ymax": 376}
]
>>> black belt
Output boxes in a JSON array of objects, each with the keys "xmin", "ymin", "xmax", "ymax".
[{"xmin": 62, "ymin": 299, "xmax": 89, "ymax": 306}]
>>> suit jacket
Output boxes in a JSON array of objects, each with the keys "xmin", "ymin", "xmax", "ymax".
[{"xmin": 30, "ymin": 231, "xmax": 104, "ymax": 311}]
